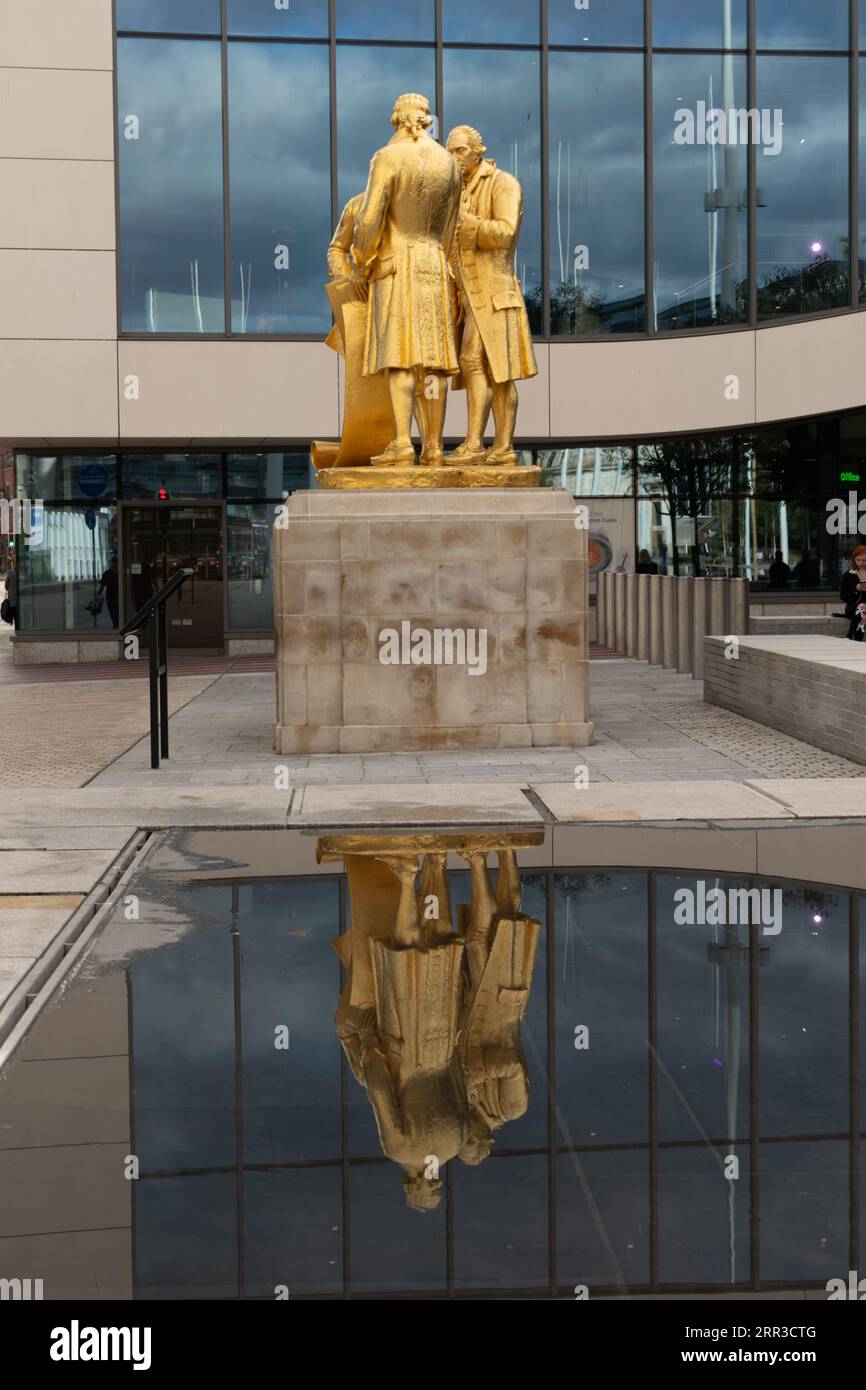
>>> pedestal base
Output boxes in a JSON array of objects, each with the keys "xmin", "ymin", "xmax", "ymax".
[
  {"xmin": 274, "ymin": 489, "xmax": 592, "ymax": 754},
  {"xmin": 315, "ymin": 464, "xmax": 542, "ymax": 490}
]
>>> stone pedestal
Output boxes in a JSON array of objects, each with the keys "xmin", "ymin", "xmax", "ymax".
[{"xmin": 274, "ymin": 489, "xmax": 592, "ymax": 754}]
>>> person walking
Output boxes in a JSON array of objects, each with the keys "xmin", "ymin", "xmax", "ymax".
[{"xmin": 1, "ymin": 554, "xmax": 18, "ymax": 627}]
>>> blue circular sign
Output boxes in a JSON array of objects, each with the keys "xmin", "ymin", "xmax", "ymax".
[{"xmin": 78, "ymin": 463, "xmax": 109, "ymax": 498}]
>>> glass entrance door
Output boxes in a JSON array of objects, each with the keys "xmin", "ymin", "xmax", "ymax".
[{"xmin": 122, "ymin": 505, "xmax": 224, "ymax": 648}]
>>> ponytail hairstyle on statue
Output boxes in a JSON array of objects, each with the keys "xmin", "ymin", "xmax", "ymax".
[{"xmin": 391, "ymin": 92, "xmax": 433, "ymax": 141}]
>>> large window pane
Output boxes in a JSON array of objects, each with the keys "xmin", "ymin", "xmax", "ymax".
[
  {"xmin": 654, "ymin": 54, "xmax": 748, "ymax": 331},
  {"xmin": 659, "ymin": 1145, "xmax": 752, "ymax": 1287},
  {"xmin": 227, "ymin": 504, "xmax": 278, "ymax": 628},
  {"xmin": 16, "ymin": 455, "xmax": 117, "ymax": 504},
  {"xmin": 756, "ymin": 58, "xmax": 849, "ymax": 319},
  {"xmin": 336, "ymin": 0, "xmax": 434, "ymax": 41},
  {"xmin": 227, "ymin": 451, "xmax": 309, "ymax": 498},
  {"xmin": 130, "ymin": 919, "xmax": 236, "ymax": 1171},
  {"xmin": 228, "ymin": 0, "xmax": 328, "ymax": 37},
  {"xmin": 756, "ymin": 0, "xmax": 850, "ymax": 51},
  {"xmin": 555, "ymin": 873, "xmax": 649, "ymax": 1148},
  {"xmin": 118, "ymin": 39, "xmax": 225, "ymax": 332},
  {"xmin": 741, "ymin": 498, "xmax": 838, "ymax": 590},
  {"xmin": 228, "ymin": 42, "xmax": 331, "ymax": 333},
  {"xmin": 244, "ymin": 1170, "xmax": 342, "ymax": 1297},
  {"xmin": 117, "ymin": 0, "xmax": 220, "ymax": 32},
  {"xmin": 557, "ymin": 1149, "xmax": 649, "ymax": 1291},
  {"xmin": 759, "ymin": 887, "xmax": 849, "ymax": 1138},
  {"xmin": 349, "ymin": 1163, "xmax": 446, "ymax": 1293},
  {"xmin": 444, "ymin": 49, "xmax": 543, "ymax": 333},
  {"xmin": 17, "ymin": 506, "xmax": 118, "ymax": 633},
  {"xmin": 539, "ymin": 446, "xmax": 635, "ymax": 496},
  {"xmin": 443, "ymin": 0, "xmax": 540, "ymax": 44},
  {"xmin": 653, "ymin": 0, "xmax": 747, "ymax": 49},
  {"xmin": 240, "ymin": 880, "xmax": 341, "ymax": 1163},
  {"xmin": 453, "ymin": 1156, "xmax": 548, "ymax": 1292},
  {"xmin": 760, "ymin": 1142, "xmax": 849, "ymax": 1285},
  {"xmin": 548, "ymin": 0, "xmax": 643, "ymax": 47},
  {"xmin": 135, "ymin": 1175, "xmax": 236, "ymax": 1300},
  {"xmin": 657, "ymin": 875, "xmax": 751, "ymax": 1146},
  {"xmin": 549, "ymin": 51, "xmax": 644, "ymax": 335},
  {"xmin": 122, "ymin": 454, "xmax": 221, "ymax": 500},
  {"xmin": 336, "ymin": 46, "xmax": 436, "ymax": 209}
]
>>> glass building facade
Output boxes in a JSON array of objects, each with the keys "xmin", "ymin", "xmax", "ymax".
[
  {"xmin": 11, "ymin": 3, "xmax": 866, "ymax": 644},
  {"xmin": 115, "ymin": 0, "xmax": 866, "ymax": 339},
  {"xmin": 12, "ymin": 410, "xmax": 866, "ymax": 639}
]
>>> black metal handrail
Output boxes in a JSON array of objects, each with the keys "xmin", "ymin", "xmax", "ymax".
[{"xmin": 121, "ymin": 568, "xmax": 194, "ymax": 769}]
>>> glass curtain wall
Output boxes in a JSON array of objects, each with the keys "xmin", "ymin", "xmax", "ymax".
[
  {"xmin": 116, "ymin": 1, "xmax": 866, "ymax": 339},
  {"xmin": 12, "ymin": 452, "xmax": 309, "ymax": 635}
]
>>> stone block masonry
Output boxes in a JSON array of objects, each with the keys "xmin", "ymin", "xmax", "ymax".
[
  {"xmin": 274, "ymin": 490, "xmax": 592, "ymax": 754},
  {"xmin": 704, "ymin": 634, "xmax": 866, "ymax": 767}
]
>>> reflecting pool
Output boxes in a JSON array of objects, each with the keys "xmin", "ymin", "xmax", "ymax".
[{"xmin": 0, "ymin": 826, "xmax": 863, "ymax": 1300}]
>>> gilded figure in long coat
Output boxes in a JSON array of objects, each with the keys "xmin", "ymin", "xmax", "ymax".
[
  {"xmin": 445, "ymin": 125, "xmax": 538, "ymax": 467},
  {"xmin": 351, "ymin": 93, "xmax": 462, "ymax": 468}
]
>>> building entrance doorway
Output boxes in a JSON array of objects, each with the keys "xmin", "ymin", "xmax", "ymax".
[{"xmin": 122, "ymin": 505, "xmax": 224, "ymax": 649}]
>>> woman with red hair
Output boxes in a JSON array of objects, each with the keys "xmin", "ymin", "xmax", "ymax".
[{"xmin": 840, "ymin": 546, "xmax": 866, "ymax": 640}]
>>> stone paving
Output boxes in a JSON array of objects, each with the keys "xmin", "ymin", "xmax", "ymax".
[
  {"xmin": 0, "ymin": 673, "xmax": 217, "ymax": 788},
  {"xmin": 642, "ymin": 700, "xmax": 866, "ymax": 779},
  {"xmin": 90, "ymin": 659, "xmax": 832, "ymax": 789}
]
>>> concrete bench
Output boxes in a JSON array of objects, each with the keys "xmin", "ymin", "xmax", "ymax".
[{"xmin": 704, "ymin": 634, "xmax": 866, "ymax": 767}]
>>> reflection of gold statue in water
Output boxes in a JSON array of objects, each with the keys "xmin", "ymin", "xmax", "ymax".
[
  {"xmin": 445, "ymin": 125, "xmax": 538, "ymax": 467},
  {"xmin": 319, "ymin": 833, "xmax": 542, "ymax": 1212}
]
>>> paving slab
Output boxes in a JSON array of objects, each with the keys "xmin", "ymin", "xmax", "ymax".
[
  {"xmin": 0, "ymin": 903, "xmax": 83, "ymax": 956},
  {"xmin": 534, "ymin": 781, "xmax": 795, "ymax": 823},
  {"xmin": 293, "ymin": 783, "xmax": 540, "ymax": 827},
  {"xmin": 1, "ymin": 789, "xmax": 293, "ymax": 829},
  {"xmin": 0, "ymin": 850, "xmax": 117, "ymax": 894},
  {"xmin": 745, "ymin": 778, "xmax": 866, "ymax": 819},
  {"xmin": 0, "ymin": 828, "xmax": 136, "ymax": 851}
]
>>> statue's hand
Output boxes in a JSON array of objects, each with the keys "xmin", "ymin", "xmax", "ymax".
[{"xmin": 458, "ymin": 212, "xmax": 480, "ymax": 247}]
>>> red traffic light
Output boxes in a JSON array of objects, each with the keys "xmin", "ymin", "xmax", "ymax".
[{"xmin": 157, "ymin": 486, "xmax": 169, "ymax": 501}]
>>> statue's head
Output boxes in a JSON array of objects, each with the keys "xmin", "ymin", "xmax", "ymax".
[
  {"xmin": 402, "ymin": 1170, "xmax": 443, "ymax": 1211},
  {"xmin": 391, "ymin": 93, "xmax": 433, "ymax": 141},
  {"xmin": 458, "ymin": 1115, "xmax": 494, "ymax": 1166},
  {"xmin": 447, "ymin": 125, "xmax": 486, "ymax": 179}
]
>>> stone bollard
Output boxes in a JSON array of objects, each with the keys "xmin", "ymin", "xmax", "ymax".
[
  {"xmin": 596, "ymin": 568, "xmax": 607, "ymax": 647},
  {"xmin": 676, "ymin": 577, "xmax": 693, "ymax": 674},
  {"xmin": 661, "ymin": 576, "xmax": 677, "ymax": 669},
  {"xmin": 614, "ymin": 571, "xmax": 626, "ymax": 652},
  {"xmin": 625, "ymin": 574, "xmax": 636, "ymax": 656},
  {"xmin": 648, "ymin": 574, "xmax": 662, "ymax": 666},
  {"xmin": 691, "ymin": 576, "xmax": 708, "ymax": 679},
  {"xmin": 605, "ymin": 570, "xmax": 616, "ymax": 652},
  {"xmin": 708, "ymin": 578, "xmax": 727, "ymax": 637},
  {"xmin": 730, "ymin": 577, "xmax": 750, "ymax": 635},
  {"xmin": 636, "ymin": 573, "xmax": 650, "ymax": 662}
]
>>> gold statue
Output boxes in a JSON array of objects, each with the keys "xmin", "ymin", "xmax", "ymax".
[
  {"xmin": 445, "ymin": 125, "xmax": 538, "ymax": 467},
  {"xmin": 350, "ymin": 93, "xmax": 462, "ymax": 468},
  {"xmin": 320, "ymin": 832, "xmax": 542, "ymax": 1211}
]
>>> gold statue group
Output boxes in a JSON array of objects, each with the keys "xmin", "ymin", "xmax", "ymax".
[
  {"xmin": 319, "ymin": 834, "xmax": 542, "ymax": 1211},
  {"xmin": 322, "ymin": 93, "xmax": 537, "ymax": 472}
]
